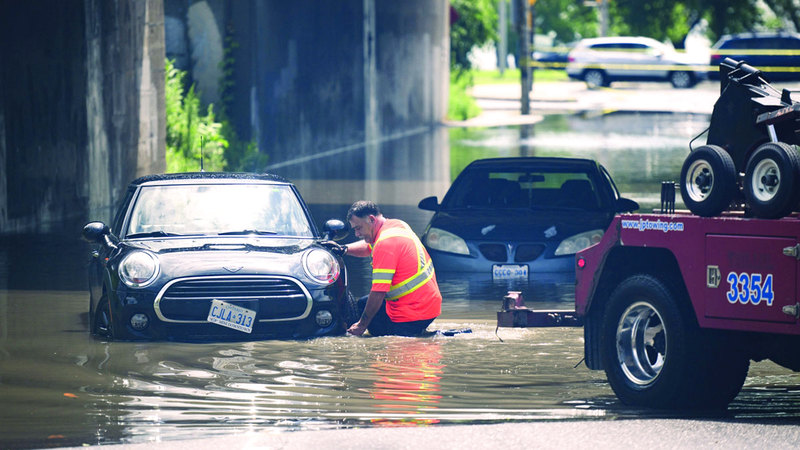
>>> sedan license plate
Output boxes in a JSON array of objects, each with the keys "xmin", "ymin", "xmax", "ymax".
[
  {"xmin": 492, "ymin": 264, "xmax": 528, "ymax": 280},
  {"xmin": 207, "ymin": 299, "xmax": 256, "ymax": 333}
]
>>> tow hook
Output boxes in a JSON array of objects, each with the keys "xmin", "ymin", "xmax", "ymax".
[
  {"xmin": 497, "ymin": 291, "xmax": 583, "ymax": 328},
  {"xmin": 782, "ymin": 303, "xmax": 800, "ymax": 319}
]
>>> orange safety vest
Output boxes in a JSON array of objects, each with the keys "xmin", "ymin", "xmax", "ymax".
[{"xmin": 368, "ymin": 219, "xmax": 441, "ymax": 322}]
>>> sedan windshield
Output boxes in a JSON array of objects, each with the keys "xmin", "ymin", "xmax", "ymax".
[
  {"xmin": 125, "ymin": 184, "xmax": 313, "ymax": 238},
  {"xmin": 443, "ymin": 167, "xmax": 604, "ymax": 211}
]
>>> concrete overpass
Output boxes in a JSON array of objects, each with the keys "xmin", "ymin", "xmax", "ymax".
[{"xmin": 0, "ymin": 0, "xmax": 449, "ymax": 233}]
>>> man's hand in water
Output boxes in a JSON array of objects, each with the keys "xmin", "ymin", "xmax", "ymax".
[{"xmin": 347, "ymin": 320, "xmax": 367, "ymax": 336}]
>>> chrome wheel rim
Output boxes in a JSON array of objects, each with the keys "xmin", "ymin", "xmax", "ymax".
[
  {"xmin": 751, "ymin": 158, "xmax": 780, "ymax": 202},
  {"xmin": 585, "ymin": 71, "xmax": 604, "ymax": 88},
  {"xmin": 616, "ymin": 301, "xmax": 666, "ymax": 385},
  {"xmin": 671, "ymin": 71, "xmax": 691, "ymax": 88},
  {"xmin": 685, "ymin": 159, "xmax": 714, "ymax": 202}
]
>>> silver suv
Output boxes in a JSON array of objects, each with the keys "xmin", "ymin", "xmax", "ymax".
[{"xmin": 566, "ymin": 36, "xmax": 707, "ymax": 88}]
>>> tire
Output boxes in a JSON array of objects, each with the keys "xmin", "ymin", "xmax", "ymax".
[
  {"xmin": 343, "ymin": 291, "xmax": 360, "ymax": 328},
  {"xmin": 93, "ymin": 296, "xmax": 116, "ymax": 339},
  {"xmin": 601, "ymin": 275, "xmax": 748, "ymax": 409},
  {"xmin": 583, "ymin": 69, "xmax": 607, "ymax": 88},
  {"xmin": 669, "ymin": 71, "xmax": 694, "ymax": 88},
  {"xmin": 743, "ymin": 142, "xmax": 800, "ymax": 219},
  {"xmin": 680, "ymin": 145, "xmax": 736, "ymax": 217}
]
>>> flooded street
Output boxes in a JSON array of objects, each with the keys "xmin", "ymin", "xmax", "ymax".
[{"xmin": 2, "ymin": 112, "xmax": 800, "ymax": 448}]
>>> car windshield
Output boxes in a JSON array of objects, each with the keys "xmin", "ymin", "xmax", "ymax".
[
  {"xmin": 125, "ymin": 183, "xmax": 314, "ymax": 238},
  {"xmin": 443, "ymin": 167, "xmax": 604, "ymax": 211}
]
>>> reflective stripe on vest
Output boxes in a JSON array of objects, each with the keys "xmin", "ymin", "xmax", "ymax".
[{"xmin": 374, "ymin": 225, "xmax": 434, "ymax": 301}]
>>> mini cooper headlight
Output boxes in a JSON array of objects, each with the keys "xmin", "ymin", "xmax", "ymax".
[
  {"xmin": 303, "ymin": 249, "xmax": 340, "ymax": 284},
  {"xmin": 554, "ymin": 229, "xmax": 604, "ymax": 256},
  {"xmin": 119, "ymin": 251, "xmax": 160, "ymax": 288},
  {"xmin": 424, "ymin": 227, "xmax": 469, "ymax": 255}
]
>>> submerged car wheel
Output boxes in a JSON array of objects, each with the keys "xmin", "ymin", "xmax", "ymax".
[
  {"xmin": 680, "ymin": 145, "xmax": 736, "ymax": 217},
  {"xmin": 602, "ymin": 275, "xmax": 748, "ymax": 409},
  {"xmin": 744, "ymin": 142, "xmax": 800, "ymax": 219},
  {"xmin": 669, "ymin": 70, "xmax": 694, "ymax": 88},
  {"xmin": 583, "ymin": 69, "xmax": 607, "ymax": 88},
  {"xmin": 93, "ymin": 296, "xmax": 115, "ymax": 339},
  {"xmin": 343, "ymin": 291, "xmax": 360, "ymax": 328}
]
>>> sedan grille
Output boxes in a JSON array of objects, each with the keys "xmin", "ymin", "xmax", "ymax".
[
  {"xmin": 154, "ymin": 276, "xmax": 312, "ymax": 323},
  {"xmin": 479, "ymin": 244, "xmax": 508, "ymax": 262},
  {"xmin": 515, "ymin": 244, "xmax": 546, "ymax": 262}
]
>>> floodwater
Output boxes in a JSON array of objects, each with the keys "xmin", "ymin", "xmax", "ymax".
[{"xmin": 2, "ymin": 112, "xmax": 800, "ymax": 448}]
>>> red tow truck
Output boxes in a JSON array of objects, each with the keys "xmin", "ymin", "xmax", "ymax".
[
  {"xmin": 499, "ymin": 207, "xmax": 800, "ymax": 409},
  {"xmin": 498, "ymin": 57, "xmax": 800, "ymax": 409}
]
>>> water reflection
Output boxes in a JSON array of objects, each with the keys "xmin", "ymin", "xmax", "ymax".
[
  {"xmin": 2, "ymin": 113, "xmax": 800, "ymax": 448},
  {"xmin": 367, "ymin": 340, "xmax": 443, "ymax": 426}
]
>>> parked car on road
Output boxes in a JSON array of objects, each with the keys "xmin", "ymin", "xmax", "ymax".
[
  {"xmin": 709, "ymin": 31, "xmax": 800, "ymax": 81},
  {"xmin": 82, "ymin": 172, "xmax": 355, "ymax": 341},
  {"xmin": 417, "ymin": 157, "xmax": 638, "ymax": 284},
  {"xmin": 566, "ymin": 36, "xmax": 707, "ymax": 88}
]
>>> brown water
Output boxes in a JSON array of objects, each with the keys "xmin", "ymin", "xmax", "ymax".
[{"xmin": 2, "ymin": 113, "xmax": 800, "ymax": 448}]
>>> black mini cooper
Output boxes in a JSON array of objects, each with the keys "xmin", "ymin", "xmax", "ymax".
[{"xmin": 82, "ymin": 173, "xmax": 355, "ymax": 341}]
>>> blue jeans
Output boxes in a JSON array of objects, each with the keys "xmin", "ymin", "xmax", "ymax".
[{"xmin": 357, "ymin": 295, "xmax": 435, "ymax": 337}]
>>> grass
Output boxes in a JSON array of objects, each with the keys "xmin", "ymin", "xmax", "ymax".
[
  {"xmin": 473, "ymin": 68, "xmax": 569, "ymax": 85},
  {"xmin": 447, "ymin": 68, "xmax": 569, "ymax": 121}
]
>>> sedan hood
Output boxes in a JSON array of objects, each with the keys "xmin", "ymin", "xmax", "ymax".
[
  {"xmin": 428, "ymin": 209, "xmax": 611, "ymax": 242},
  {"xmin": 119, "ymin": 237, "xmax": 320, "ymax": 281}
]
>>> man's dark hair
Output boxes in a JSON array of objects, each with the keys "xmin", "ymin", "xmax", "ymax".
[{"xmin": 347, "ymin": 200, "xmax": 381, "ymax": 221}]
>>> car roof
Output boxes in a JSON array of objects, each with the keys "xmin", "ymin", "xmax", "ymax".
[
  {"xmin": 714, "ymin": 31, "xmax": 800, "ymax": 46},
  {"xmin": 575, "ymin": 36, "xmax": 664, "ymax": 47},
  {"xmin": 463, "ymin": 157, "xmax": 599, "ymax": 171},
  {"xmin": 130, "ymin": 172, "xmax": 292, "ymax": 186}
]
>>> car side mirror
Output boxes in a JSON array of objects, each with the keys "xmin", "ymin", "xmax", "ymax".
[
  {"xmin": 322, "ymin": 219, "xmax": 347, "ymax": 241},
  {"xmin": 82, "ymin": 221, "xmax": 110, "ymax": 243},
  {"xmin": 616, "ymin": 198, "xmax": 639, "ymax": 213},
  {"xmin": 82, "ymin": 221, "xmax": 119, "ymax": 249},
  {"xmin": 418, "ymin": 196, "xmax": 440, "ymax": 211}
]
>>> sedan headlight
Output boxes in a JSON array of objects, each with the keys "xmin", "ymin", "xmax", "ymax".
[
  {"xmin": 424, "ymin": 227, "xmax": 469, "ymax": 255},
  {"xmin": 554, "ymin": 229, "xmax": 604, "ymax": 256},
  {"xmin": 119, "ymin": 251, "xmax": 160, "ymax": 288},
  {"xmin": 303, "ymin": 249, "xmax": 340, "ymax": 284}
]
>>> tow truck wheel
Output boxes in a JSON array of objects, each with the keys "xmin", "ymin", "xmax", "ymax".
[
  {"xmin": 602, "ymin": 275, "xmax": 747, "ymax": 409},
  {"xmin": 680, "ymin": 145, "xmax": 736, "ymax": 217},
  {"xmin": 743, "ymin": 142, "xmax": 800, "ymax": 219},
  {"xmin": 583, "ymin": 69, "xmax": 607, "ymax": 89}
]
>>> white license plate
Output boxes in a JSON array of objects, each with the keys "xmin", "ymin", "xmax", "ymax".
[
  {"xmin": 207, "ymin": 299, "xmax": 256, "ymax": 333},
  {"xmin": 492, "ymin": 264, "xmax": 529, "ymax": 280}
]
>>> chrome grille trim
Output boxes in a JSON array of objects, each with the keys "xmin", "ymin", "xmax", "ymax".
[{"xmin": 154, "ymin": 275, "xmax": 312, "ymax": 324}]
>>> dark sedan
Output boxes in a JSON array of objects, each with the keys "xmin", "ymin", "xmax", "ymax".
[
  {"xmin": 418, "ymin": 157, "xmax": 638, "ymax": 283},
  {"xmin": 82, "ymin": 173, "xmax": 355, "ymax": 341}
]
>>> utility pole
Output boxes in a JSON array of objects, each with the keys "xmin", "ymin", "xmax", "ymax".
[
  {"xmin": 599, "ymin": 0, "xmax": 609, "ymax": 37},
  {"xmin": 515, "ymin": 0, "xmax": 530, "ymax": 115},
  {"xmin": 498, "ymin": 0, "xmax": 507, "ymax": 74}
]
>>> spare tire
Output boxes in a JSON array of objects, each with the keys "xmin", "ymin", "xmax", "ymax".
[{"xmin": 680, "ymin": 145, "xmax": 736, "ymax": 217}]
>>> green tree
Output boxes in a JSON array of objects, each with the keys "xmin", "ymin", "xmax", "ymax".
[
  {"xmin": 165, "ymin": 59, "xmax": 228, "ymax": 173},
  {"xmin": 534, "ymin": 0, "xmax": 598, "ymax": 43},
  {"xmin": 450, "ymin": 0, "xmax": 498, "ymax": 75}
]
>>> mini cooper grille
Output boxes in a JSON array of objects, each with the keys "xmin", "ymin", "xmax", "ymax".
[
  {"xmin": 479, "ymin": 244, "xmax": 507, "ymax": 262},
  {"xmin": 157, "ymin": 276, "xmax": 310, "ymax": 322},
  {"xmin": 515, "ymin": 244, "xmax": 546, "ymax": 262}
]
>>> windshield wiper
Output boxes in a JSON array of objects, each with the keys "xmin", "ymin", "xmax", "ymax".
[
  {"xmin": 218, "ymin": 230, "xmax": 279, "ymax": 236},
  {"xmin": 126, "ymin": 230, "xmax": 184, "ymax": 239}
]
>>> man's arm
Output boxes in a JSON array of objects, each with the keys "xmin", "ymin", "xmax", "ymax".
[
  {"xmin": 345, "ymin": 240, "xmax": 371, "ymax": 257},
  {"xmin": 346, "ymin": 290, "xmax": 386, "ymax": 336}
]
